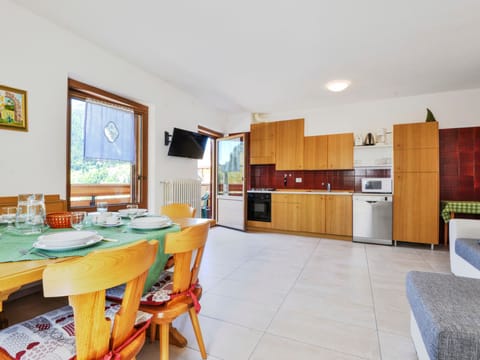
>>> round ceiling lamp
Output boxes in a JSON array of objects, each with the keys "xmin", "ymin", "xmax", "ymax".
[{"xmin": 326, "ymin": 80, "xmax": 351, "ymax": 92}]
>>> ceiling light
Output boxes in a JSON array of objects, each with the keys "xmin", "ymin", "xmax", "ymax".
[{"xmin": 326, "ymin": 80, "xmax": 351, "ymax": 92}]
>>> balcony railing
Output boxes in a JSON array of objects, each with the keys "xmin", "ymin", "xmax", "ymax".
[{"xmin": 70, "ymin": 184, "xmax": 131, "ymax": 208}]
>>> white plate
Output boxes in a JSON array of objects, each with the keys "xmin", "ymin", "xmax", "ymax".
[
  {"xmin": 37, "ymin": 230, "xmax": 98, "ymax": 247},
  {"xmin": 118, "ymin": 208, "xmax": 148, "ymax": 217},
  {"xmin": 129, "ymin": 221, "xmax": 173, "ymax": 230},
  {"xmin": 33, "ymin": 234, "xmax": 102, "ymax": 251},
  {"xmin": 97, "ymin": 221, "xmax": 124, "ymax": 228}
]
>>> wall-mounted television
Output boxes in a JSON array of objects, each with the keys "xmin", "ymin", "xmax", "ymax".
[{"xmin": 167, "ymin": 127, "xmax": 208, "ymax": 159}]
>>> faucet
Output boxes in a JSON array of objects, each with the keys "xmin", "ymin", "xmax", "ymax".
[{"xmin": 322, "ymin": 182, "xmax": 331, "ymax": 192}]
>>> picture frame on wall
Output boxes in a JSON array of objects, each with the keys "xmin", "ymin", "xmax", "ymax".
[{"xmin": 0, "ymin": 85, "xmax": 28, "ymax": 132}]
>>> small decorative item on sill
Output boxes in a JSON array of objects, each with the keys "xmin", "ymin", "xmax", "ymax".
[
  {"xmin": 46, "ymin": 212, "xmax": 72, "ymax": 228},
  {"xmin": 425, "ymin": 108, "xmax": 437, "ymax": 122}
]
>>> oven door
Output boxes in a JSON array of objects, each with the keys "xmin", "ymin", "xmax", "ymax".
[{"xmin": 247, "ymin": 193, "xmax": 271, "ymax": 222}]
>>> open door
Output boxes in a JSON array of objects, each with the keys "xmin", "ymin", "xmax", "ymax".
[{"xmin": 216, "ymin": 134, "xmax": 245, "ymax": 230}]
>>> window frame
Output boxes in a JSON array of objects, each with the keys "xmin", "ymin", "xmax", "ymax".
[{"xmin": 67, "ymin": 79, "xmax": 149, "ymax": 211}]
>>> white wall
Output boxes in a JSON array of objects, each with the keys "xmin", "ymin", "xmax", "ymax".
[
  {"xmin": 226, "ymin": 87, "xmax": 480, "ymax": 138},
  {"xmin": 0, "ymin": 0, "xmax": 227, "ymax": 212}
]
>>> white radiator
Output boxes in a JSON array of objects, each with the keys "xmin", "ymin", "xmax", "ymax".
[{"xmin": 160, "ymin": 179, "xmax": 201, "ymax": 217}]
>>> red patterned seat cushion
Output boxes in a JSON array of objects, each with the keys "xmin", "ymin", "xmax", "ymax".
[
  {"xmin": 0, "ymin": 301, "xmax": 151, "ymax": 360},
  {"xmin": 107, "ymin": 271, "xmax": 174, "ymax": 306}
]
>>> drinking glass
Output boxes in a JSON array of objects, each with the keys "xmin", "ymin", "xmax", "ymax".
[
  {"xmin": 71, "ymin": 211, "xmax": 87, "ymax": 231},
  {"xmin": 16, "ymin": 194, "xmax": 46, "ymax": 234},
  {"xmin": 126, "ymin": 204, "xmax": 138, "ymax": 224},
  {"xmin": 2, "ymin": 207, "xmax": 17, "ymax": 230},
  {"xmin": 97, "ymin": 201, "xmax": 108, "ymax": 213}
]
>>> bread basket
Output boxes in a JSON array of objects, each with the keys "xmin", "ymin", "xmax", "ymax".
[{"xmin": 46, "ymin": 212, "xmax": 72, "ymax": 228}]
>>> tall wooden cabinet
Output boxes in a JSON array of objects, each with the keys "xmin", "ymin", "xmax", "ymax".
[
  {"xmin": 250, "ymin": 122, "xmax": 276, "ymax": 164},
  {"xmin": 393, "ymin": 122, "xmax": 439, "ymax": 246},
  {"xmin": 275, "ymin": 119, "xmax": 304, "ymax": 170}
]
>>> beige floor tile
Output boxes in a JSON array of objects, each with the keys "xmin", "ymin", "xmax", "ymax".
[
  {"xmin": 250, "ymin": 333, "xmax": 364, "ymax": 360},
  {"xmin": 280, "ymin": 291, "xmax": 376, "ymax": 329},
  {"xmin": 174, "ymin": 314, "xmax": 264, "ymax": 360},
  {"xmin": 293, "ymin": 282, "xmax": 374, "ymax": 307},
  {"xmin": 199, "ymin": 292, "xmax": 279, "ymax": 330},
  {"xmin": 268, "ymin": 308, "xmax": 381, "ymax": 359},
  {"xmin": 378, "ymin": 331, "xmax": 418, "ymax": 360},
  {"xmin": 375, "ymin": 307, "xmax": 411, "ymax": 337}
]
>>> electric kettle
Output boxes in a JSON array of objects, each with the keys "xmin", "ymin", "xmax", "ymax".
[{"xmin": 364, "ymin": 133, "xmax": 376, "ymax": 146}]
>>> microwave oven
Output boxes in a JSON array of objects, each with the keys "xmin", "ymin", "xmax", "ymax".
[{"xmin": 361, "ymin": 178, "xmax": 392, "ymax": 193}]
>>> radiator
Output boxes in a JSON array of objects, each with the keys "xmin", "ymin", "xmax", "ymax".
[{"xmin": 160, "ymin": 179, "xmax": 201, "ymax": 217}]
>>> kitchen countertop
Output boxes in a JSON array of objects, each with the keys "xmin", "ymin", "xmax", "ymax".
[{"xmin": 248, "ymin": 189, "xmax": 353, "ymax": 195}]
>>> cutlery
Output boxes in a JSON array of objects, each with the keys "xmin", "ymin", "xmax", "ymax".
[
  {"xmin": 18, "ymin": 248, "xmax": 57, "ymax": 259},
  {"xmin": 101, "ymin": 237, "xmax": 119, "ymax": 242}
]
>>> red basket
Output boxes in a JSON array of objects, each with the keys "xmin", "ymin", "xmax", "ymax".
[{"xmin": 46, "ymin": 212, "xmax": 72, "ymax": 228}]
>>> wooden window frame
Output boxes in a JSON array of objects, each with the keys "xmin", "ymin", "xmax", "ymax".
[{"xmin": 67, "ymin": 79, "xmax": 148, "ymax": 211}]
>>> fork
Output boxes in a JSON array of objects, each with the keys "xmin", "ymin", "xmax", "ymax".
[{"xmin": 18, "ymin": 248, "xmax": 57, "ymax": 259}]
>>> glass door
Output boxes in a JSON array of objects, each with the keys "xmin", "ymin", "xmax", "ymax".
[{"xmin": 216, "ymin": 134, "xmax": 245, "ymax": 230}]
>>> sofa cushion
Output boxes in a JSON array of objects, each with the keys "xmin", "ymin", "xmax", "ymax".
[
  {"xmin": 406, "ymin": 271, "xmax": 480, "ymax": 360},
  {"xmin": 455, "ymin": 238, "xmax": 480, "ymax": 270}
]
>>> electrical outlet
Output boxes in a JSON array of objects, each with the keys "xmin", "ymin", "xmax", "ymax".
[{"xmin": 295, "ymin": 177, "xmax": 302, "ymax": 183}]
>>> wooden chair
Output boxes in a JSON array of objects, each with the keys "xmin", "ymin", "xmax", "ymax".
[
  {"xmin": 140, "ymin": 222, "xmax": 209, "ymax": 360},
  {"xmin": 161, "ymin": 203, "xmax": 196, "ymax": 218},
  {"xmin": 0, "ymin": 240, "xmax": 158, "ymax": 360}
]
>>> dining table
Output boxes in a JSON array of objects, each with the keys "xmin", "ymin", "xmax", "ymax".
[{"xmin": 0, "ymin": 217, "xmax": 214, "ymax": 330}]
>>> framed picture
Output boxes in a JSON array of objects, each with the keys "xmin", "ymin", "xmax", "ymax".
[{"xmin": 0, "ymin": 85, "xmax": 28, "ymax": 132}]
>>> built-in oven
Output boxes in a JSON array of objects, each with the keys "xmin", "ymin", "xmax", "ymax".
[{"xmin": 247, "ymin": 192, "xmax": 272, "ymax": 222}]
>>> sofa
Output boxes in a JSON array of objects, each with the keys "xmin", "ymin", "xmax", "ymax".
[
  {"xmin": 449, "ymin": 219, "xmax": 480, "ymax": 279},
  {"xmin": 406, "ymin": 219, "xmax": 480, "ymax": 360}
]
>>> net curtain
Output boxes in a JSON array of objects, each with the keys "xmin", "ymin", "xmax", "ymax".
[{"xmin": 84, "ymin": 100, "xmax": 136, "ymax": 163}]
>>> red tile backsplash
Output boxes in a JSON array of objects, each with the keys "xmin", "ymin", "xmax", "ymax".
[{"xmin": 440, "ymin": 127, "xmax": 480, "ymax": 201}]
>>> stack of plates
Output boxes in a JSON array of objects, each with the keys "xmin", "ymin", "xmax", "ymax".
[
  {"xmin": 118, "ymin": 208, "xmax": 148, "ymax": 218},
  {"xmin": 129, "ymin": 216, "xmax": 172, "ymax": 230},
  {"xmin": 34, "ymin": 230, "xmax": 102, "ymax": 251}
]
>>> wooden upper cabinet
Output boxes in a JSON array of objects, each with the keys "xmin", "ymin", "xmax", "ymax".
[
  {"xmin": 250, "ymin": 122, "xmax": 276, "ymax": 164},
  {"xmin": 393, "ymin": 121, "xmax": 439, "ymax": 149},
  {"xmin": 276, "ymin": 119, "xmax": 304, "ymax": 170},
  {"xmin": 327, "ymin": 133, "xmax": 354, "ymax": 169},
  {"xmin": 304, "ymin": 135, "xmax": 328, "ymax": 170},
  {"xmin": 304, "ymin": 133, "xmax": 353, "ymax": 170}
]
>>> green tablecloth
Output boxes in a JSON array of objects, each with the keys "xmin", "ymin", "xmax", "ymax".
[
  {"xmin": 0, "ymin": 223, "xmax": 180, "ymax": 293},
  {"xmin": 441, "ymin": 201, "xmax": 480, "ymax": 223}
]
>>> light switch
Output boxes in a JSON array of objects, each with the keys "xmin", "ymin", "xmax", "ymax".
[{"xmin": 295, "ymin": 178, "xmax": 302, "ymax": 183}]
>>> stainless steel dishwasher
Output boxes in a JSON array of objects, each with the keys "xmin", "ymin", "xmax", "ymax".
[{"xmin": 353, "ymin": 193, "xmax": 393, "ymax": 245}]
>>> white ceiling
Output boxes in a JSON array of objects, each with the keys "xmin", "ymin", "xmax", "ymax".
[{"xmin": 14, "ymin": 0, "xmax": 480, "ymax": 114}]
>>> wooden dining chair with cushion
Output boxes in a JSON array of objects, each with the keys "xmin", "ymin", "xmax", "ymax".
[
  {"xmin": 161, "ymin": 203, "xmax": 196, "ymax": 218},
  {"xmin": 109, "ymin": 222, "xmax": 209, "ymax": 360},
  {"xmin": 0, "ymin": 239, "xmax": 158, "ymax": 360}
]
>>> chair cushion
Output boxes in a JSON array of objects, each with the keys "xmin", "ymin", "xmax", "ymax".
[
  {"xmin": 0, "ymin": 301, "xmax": 152, "ymax": 360},
  {"xmin": 107, "ymin": 271, "xmax": 174, "ymax": 306}
]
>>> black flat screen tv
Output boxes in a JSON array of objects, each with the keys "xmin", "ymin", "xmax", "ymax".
[{"xmin": 167, "ymin": 127, "xmax": 208, "ymax": 159}]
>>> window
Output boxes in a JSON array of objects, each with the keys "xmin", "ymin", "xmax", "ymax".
[{"xmin": 67, "ymin": 79, "xmax": 148, "ymax": 211}]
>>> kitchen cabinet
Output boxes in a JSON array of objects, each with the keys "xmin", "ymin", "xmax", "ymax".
[
  {"xmin": 327, "ymin": 133, "xmax": 354, "ymax": 169},
  {"xmin": 250, "ymin": 122, "xmax": 276, "ymax": 164},
  {"xmin": 304, "ymin": 135, "xmax": 328, "ymax": 169},
  {"xmin": 325, "ymin": 195, "xmax": 352, "ymax": 236},
  {"xmin": 275, "ymin": 119, "xmax": 304, "ymax": 170},
  {"xmin": 304, "ymin": 133, "xmax": 353, "ymax": 170},
  {"xmin": 393, "ymin": 122, "xmax": 439, "ymax": 246},
  {"xmin": 271, "ymin": 193, "xmax": 350, "ymax": 236}
]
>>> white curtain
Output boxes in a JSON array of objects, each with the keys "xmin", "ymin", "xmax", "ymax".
[{"xmin": 83, "ymin": 100, "xmax": 136, "ymax": 163}]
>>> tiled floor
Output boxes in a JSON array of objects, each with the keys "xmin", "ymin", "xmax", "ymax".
[{"xmin": 3, "ymin": 227, "xmax": 450, "ymax": 359}]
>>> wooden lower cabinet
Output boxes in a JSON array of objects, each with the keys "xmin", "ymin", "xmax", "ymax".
[
  {"xmin": 271, "ymin": 193, "xmax": 351, "ymax": 236},
  {"xmin": 325, "ymin": 195, "xmax": 352, "ymax": 236}
]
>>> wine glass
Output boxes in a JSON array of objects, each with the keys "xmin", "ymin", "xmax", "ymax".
[
  {"xmin": 2, "ymin": 207, "xmax": 17, "ymax": 231},
  {"xmin": 71, "ymin": 211, "xmax": 87, "ymax": 231},
  {"xmin": 126, "ymin": 204, "xmax": 138, "ymax": 224},
  {"xmin": 96, "ymin": 201, "xmax": 108, "ymax": 213}
]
